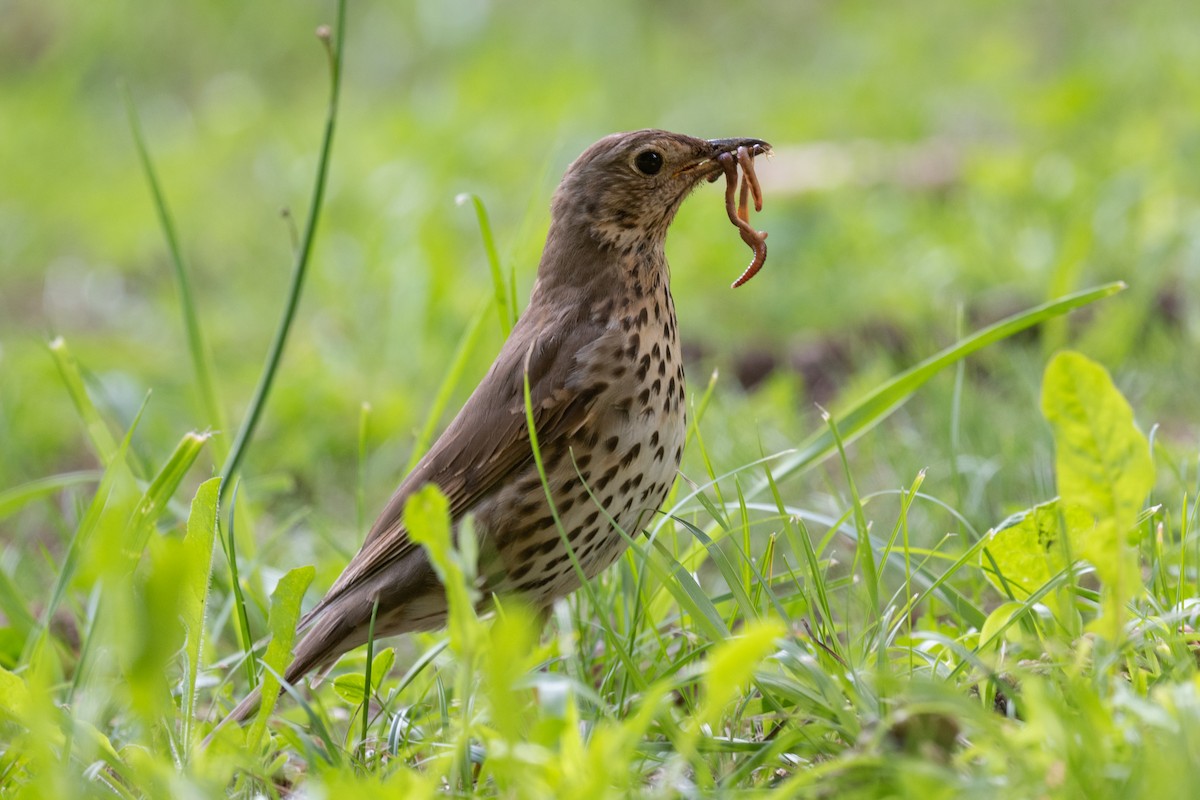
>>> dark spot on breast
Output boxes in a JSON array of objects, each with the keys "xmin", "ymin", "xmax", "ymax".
[
  {"xmin": 595, "ymin": 465, "xmax": 619, "ymax": 491},
  {"xmin": 584, "ymin": 509, "xmax": 601, "ymax": 527},
  {"xmin": 637, "ymin": 354, "xmax": 652, "ymax": 381},
  {"xmin": 665, "ymin": 345, "xmax": 673, "ymax": 362},
  {"xmin": 573, "ymin": 452, "xmax": 592, "ymax": 470},
  {"xmin": 612, "ymin": 364, "xmax": 627, "ymax": 378},
  {"xmin": 613, "ymin": 397, "xmax": 632, "ymax": 418},
  {"xmin": 649, "ymin": 431, "xmax": 659, "ymax": 447},
  {"xmin": 557, "ymin": 496, "xmax": 577, "ymax": 514},
  {"xmin": 658, "ymin": 360, "xmax": 666, "ymax": 377},
  {"xmin": 674, "ymin": 446, "xmax": 682, "ymax": 463},
  {"xmin": 651, "ymin": 379, "xmax": 661, "ymax": 396},
  {"xmin": 652, "ymin": 343, "xmax": 661, "ymax": 360},
  {"xmin": 605, "ymin": 436, "xmax": 620, "ymax": 452},
  {"xmin": 654, "ymin": 445, "xmax": 665, "ymax": 462},
  {"xmin": 620, "ymin": 443, "xmax": 642, "ymax": 468},
  {"xmin": 667, "ymin": 377, "xmax": 675, "ymax": 397},
  {"xmin": 637, "ymin": 307, "xmax": 649, "ymax": 326},
  {"xmin": 511, "ymin": 562, "xmax": 533, "ymax": 581},
  {"xmin": 619, "ymin": 478, "xmax": 632, "ymax": 494},
  {"xmin": 637, "ymin": 388, "xmax": 651, "ymax": 406}
]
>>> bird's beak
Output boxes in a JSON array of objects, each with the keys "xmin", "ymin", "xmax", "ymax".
[{"xmin": 676, "ymin": 137, "xmax": 771, "ymax": 179}]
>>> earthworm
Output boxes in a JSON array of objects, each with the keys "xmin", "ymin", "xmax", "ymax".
[{"xmin": 719, "ymin": 146, "xmax": 768, "ymax": 288}]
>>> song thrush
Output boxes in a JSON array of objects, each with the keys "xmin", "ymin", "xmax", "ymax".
[{"xmin": 217, "ymin": 129, "xmax": 770, "ymax": 727}]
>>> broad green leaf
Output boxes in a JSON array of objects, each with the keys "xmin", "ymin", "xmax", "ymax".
[
  {"xmin": 485, "ymin": 604, "xmax": 539, "ymax": 746},
  {"xmin": 371, "ymin": 646, "xmax": 396, "ymax": 689},
  {"xmin": 978, "ymin": 601, "xmax": 1028, "ymax": 657},
  {"xmin": 129, "ymin": 536, "xmax": 192, "ymax": 723},
  {"xmin": 1041, "ymin": 351, "xmax": 1154, "ymax": 635},
  {"xmin": 982, "ymin": 499, "xmax": 1093, "ymax": 620},
  {"xmin": 332, "ymin": 673, "xmax": 368, "ymax": 705},
  {"xmin": 698, "ymin": 618, "xmax": 784, "ymax": 729},
  {"xmin": 406, "ymin": 485, "xmax": 479, "ymax": 652},
  {"xmin": 0, "ymin": 666, "xmax": 32, "ymax": 722},
  {"xmin": 331, "ymin": 648, "xmax": 394, "ymax": 705},
  {"xmin": 180, "ymin": 477, "xmax": 220, "ymax": 752},
  {"xmin": 248, "ymin": 565, "xmax": 315, "ymax": 751}
]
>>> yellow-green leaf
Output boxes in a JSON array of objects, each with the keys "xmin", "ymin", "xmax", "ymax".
[
  {"xmin": 248, "ymin": 565, "xmax": 315, "ymax": 751},
  {"xmin": 1041, "ymin": 351, "xmax": 1154, "ymax": 635},
  {"xmin": 406, "ymin": 485, "xmax": 479, "ymax": 652},
  {"xmin": 698, "ymin": 618, "xmax": 784, "ymax": 729},
  {"xmin": 981, "ymin": 499, "xmax": 1092, "ymax": 622},
  {"xmin": 181, "ymin": 477, "xmax": 220, "ymax": 750}
]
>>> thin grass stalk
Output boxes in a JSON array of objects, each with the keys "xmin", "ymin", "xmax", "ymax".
[
  {"xmin": 218, "ymin": 4, "xmax": 347, "ymax": 505},
  {"xmin": 123, "ymin": 86, "xmax": 225, "ymax": 450}
]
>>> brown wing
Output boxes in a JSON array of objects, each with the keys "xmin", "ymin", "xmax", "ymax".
[{"xmin": 300, "ymin": 306, "xmax": 607, "ymax": 624}]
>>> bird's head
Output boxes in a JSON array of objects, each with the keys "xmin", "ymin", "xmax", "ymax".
[{"xmin": 549, "ymin": 129, "xmax": 770, "ymax": 252}]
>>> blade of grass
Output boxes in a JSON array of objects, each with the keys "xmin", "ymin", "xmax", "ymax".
[
  {"xmin": 456, "ymin": 193, "xmax": 514, "ymax": 335},
  {"xmin": 361, "ymin": 598, "xmax": 380, "ymax": 747},
  {"xmin": 223, "ymin": 483, "xmax": 257, "ymax": 688},
  {"xmin": 218, "ymin": 4, "xmax": 346, "ymax": 505},
  {"xmin": 47, "ymin": 337, "xmax": 118, "ymax": 465},
  {"xmin": 127, "ymin": 431, "xmax": 211, "ymax": 555},
  {"xmin": 0, "ymin": 471, "xmax": 102, "ymax": 523},
  {"xmin": 760, "ymin": 282, "xmax": 1124, "ymax": 492},
  {"xmin": 123, "ymin": 86, "xmax": 225, "ymax": 450},
  {"xmin": 820, "ymin": 406, "xmax": 880, "ymax": 618}
]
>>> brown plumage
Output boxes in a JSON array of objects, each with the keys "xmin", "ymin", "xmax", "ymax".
[{"xmin": 214, "ymin": 130, "xmax": 770, "ymax": 730}]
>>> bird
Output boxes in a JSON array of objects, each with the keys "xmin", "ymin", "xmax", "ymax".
[{"xmin": 215, "ymin": 129, "xmax": 770, "ymax": 729}]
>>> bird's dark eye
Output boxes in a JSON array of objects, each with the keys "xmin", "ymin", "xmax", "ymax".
[{"xmin": 634, "ymin": 149, "xmax": 664, "ymax": 175}]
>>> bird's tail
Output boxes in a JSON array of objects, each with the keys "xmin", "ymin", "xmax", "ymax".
[{"xmin": 201, "ymin": 596, "xmax": 373, "ymax": 747}]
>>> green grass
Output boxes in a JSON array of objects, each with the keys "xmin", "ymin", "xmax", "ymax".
[{"xmin": 3, "ymin": 0, "xmax": 1200, "ymax": 796}]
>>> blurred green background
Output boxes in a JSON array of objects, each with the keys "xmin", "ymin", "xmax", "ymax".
[{"xmin": 2, "ymin": 0, "xmax": 1198, "ymax": 582}]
